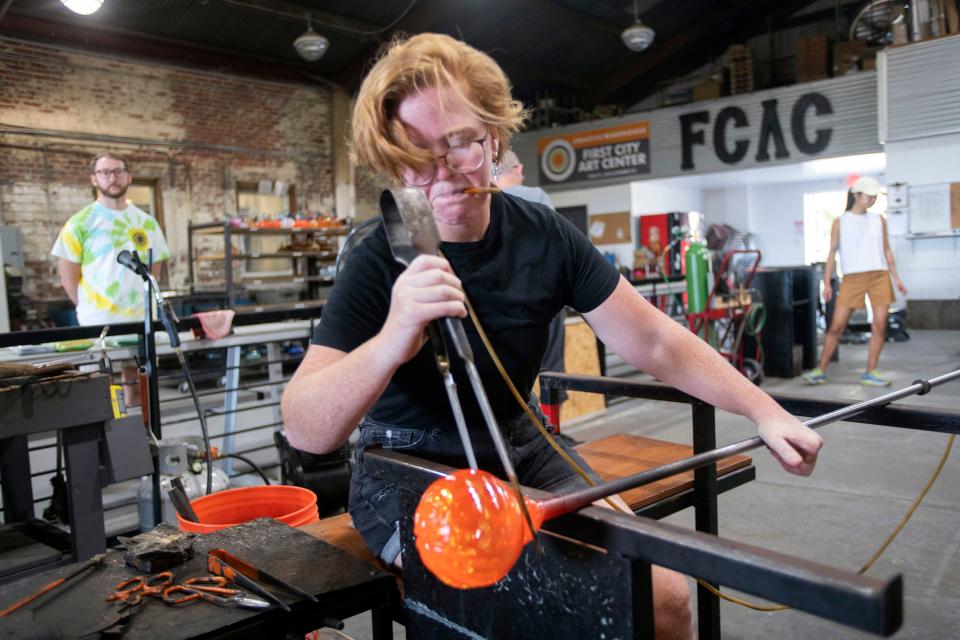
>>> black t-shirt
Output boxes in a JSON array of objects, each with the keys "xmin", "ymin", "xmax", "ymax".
[{"xmin": 312, "ymin": 192, "xmax": 620, "ymax": 429}]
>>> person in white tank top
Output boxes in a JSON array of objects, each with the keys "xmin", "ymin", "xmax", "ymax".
[{"xmin": 803, "ymin": 176, "xmax": 908, "ymax": 387}]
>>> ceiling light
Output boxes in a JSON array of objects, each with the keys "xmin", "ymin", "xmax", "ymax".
[
  {"xmin": 60, "ymin": 0, "xmax": 104, "ymax": 15},
  {"xmin": 622, "ymin": 0, "xmax": 655, "ymax": 52},
  {"xmin": 294, "ymin": 14, "xmax": 329, "ymax": 62}
]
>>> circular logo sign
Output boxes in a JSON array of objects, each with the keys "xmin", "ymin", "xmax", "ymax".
[{"xmin": 540, "ymin": 138, "xmax": 576, "ymax": 183}]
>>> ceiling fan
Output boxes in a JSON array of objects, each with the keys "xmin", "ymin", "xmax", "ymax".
[{"xmin": 848, "ymin": 0, "xmax": 906, "ymax": 45}]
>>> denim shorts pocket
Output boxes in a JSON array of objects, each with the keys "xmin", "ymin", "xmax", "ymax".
[{"xmin": 358, "ymin": 419, "xmax": 426, "ymax": 450}]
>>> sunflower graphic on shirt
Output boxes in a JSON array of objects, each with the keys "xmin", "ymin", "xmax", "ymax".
[{"xmin": 51, "ymin": 202, "xmax": 170, "ymax": 325}]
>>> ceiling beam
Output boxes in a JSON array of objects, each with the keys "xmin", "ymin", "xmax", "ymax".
[
  {"xmin": 509, "ymin": 0, "xmax": 625, "ymax": 37},
  {"xmin": 211, "ymin": 0, "xmax": 383, "ymax": 41},
  {"xmin": 580, "ymin": 0, "xmax": 821, "ymax": 109},
  {"xmin": 0, "ymin": 11, "xmax": 342, "ymax": 89},
  {"xmin": 500, "ymin": 59, "xmax": 594, "ymax": 93},
  {"xmin": 334, "ymin": 0, "xmax": 451, "ymax": 93}
]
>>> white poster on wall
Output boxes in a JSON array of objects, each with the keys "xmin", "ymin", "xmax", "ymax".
[{"xmin": 908, "ymin": 184, "xmax": 951, "ymax": 235}]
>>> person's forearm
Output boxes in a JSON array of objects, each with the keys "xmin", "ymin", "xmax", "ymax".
[
  {"xmin": 587, "ymin": 279, "xmax": 785, "ymax": 426},
  {"xmin": 885, "ymin": 249, "xmax": 902, "ymax": 282},
  {"xmin": 281, "ymin": 337, "xmax": 399, "ymax": 454},
  {"xmin": 58, "ymin": 259, "xmax": 81, "ymax": 305},
  {"xmin": 61, "ymin": 280, "xmax": 78, "ymax": 305},
  {"xmin": 823, "ymin": 252, "xmax": 836, "ymax": 284},
  {"xmin": 650, "ymin": 325, "xmax": 783, "ymax": 423},
  {"xmin": 633, "ymin": 318, "xmax": 785, "ymax": 425}
]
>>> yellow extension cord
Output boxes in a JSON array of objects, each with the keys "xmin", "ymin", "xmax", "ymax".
[
  {"xmin": 460, "ymin": 293, "xmax": 623, "ymax": 511},
  {"xmin": 462, "ymin": 287, "xmax": 955, "ymax": 612},
  {"xmin": 698, "ymin": 433, "xmax": 956, "ymax": 611}
]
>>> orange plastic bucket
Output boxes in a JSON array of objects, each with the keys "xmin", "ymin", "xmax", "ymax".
[{"xmin": 176, "ymin": 485, "xmax": 319, "ymax": 533}]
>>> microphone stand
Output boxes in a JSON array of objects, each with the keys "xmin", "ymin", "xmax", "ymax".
[
  {"xmin": 120, "ymin": 249, "xmax": 215, "ymax": 505},
  {"xmin": 138, "ymin": 249, "xmax": 164, "ymax": 527}
]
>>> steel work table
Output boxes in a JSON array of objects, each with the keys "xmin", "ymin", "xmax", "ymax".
[
  {"xmin": 0, "ymin": 373, "xmax": 113, "ymax": 579},
  {"xmin": 0, "ymin": 518, "xmax": 396, "ymax": 639}
]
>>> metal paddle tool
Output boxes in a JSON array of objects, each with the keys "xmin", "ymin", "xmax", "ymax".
[{"xmin": 379, "ymin": 188, "xmax": 539, "ymax": 544}]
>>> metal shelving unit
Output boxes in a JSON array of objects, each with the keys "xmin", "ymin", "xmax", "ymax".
[{"xmin": 187, "ymin": 221, "xmax": 349, "ymax": 308}]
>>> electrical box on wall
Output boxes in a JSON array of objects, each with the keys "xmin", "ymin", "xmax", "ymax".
[
  {"xmin": 0, "ymin": 226, "xmax": 23, "ymax": 271},
  {"xmin": 887, "ymin": 183, "xmax": 908, "ymax": 210}
]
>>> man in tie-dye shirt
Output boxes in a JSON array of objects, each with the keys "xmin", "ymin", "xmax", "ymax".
[{"xmin": 51, "ymin": 153, "xmax": 170, "ymax": 405}]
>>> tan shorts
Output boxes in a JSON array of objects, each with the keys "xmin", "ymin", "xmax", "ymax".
[{"xmin": 837, "ymin": 270, "xmax": 895, "ymax": 309}]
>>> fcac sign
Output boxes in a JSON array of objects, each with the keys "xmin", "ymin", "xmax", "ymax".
[
  {"xmin": 538, "ymin": 122, "xmax": 651, "ymax": 184},
  {"xmin": 679, "ymin": 92, "xmax": 833, "ymax": 170}
]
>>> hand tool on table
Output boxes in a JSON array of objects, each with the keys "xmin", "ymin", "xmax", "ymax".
[
  {"xmin": 207, "ymin": 548, "xmax": 317, "ymax": 613},
  {"xmin": 0, "ymin": 553, "xmax": 107, "ymax": 616},
  {"xmin": 162, "ymin": 575, "xmax": 271, "ymax": 610},
  {"xmin": 107, "ymin": 571, "xmax": 175, "ymax": 609},
  {"xmin": 168, "ymin": 476, "xmax": 200, "ymax": 523},
  {"xmin": 380, "ymin": 187, "xmax": 537, "ymax": 542}
]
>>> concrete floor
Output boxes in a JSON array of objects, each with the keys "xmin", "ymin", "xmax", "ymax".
[{"xmin": 340, "ymin": 329, "xmax": 960, "ymax": 639}]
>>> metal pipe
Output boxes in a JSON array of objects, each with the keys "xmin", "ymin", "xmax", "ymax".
[{"xmin": 540, "ymin": 369, "xmax": 960, "ymax": 519}]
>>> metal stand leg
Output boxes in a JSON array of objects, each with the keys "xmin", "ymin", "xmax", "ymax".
[
  {"xmin": 221, "ymin": 345, "xmax": 241, "ymax": 476},
  {"xmin": 62, "ymin": 423, "xmax": 106, "ymax": 561},
  {"xmin": 371, "ymin": 605, "xmax": 393, "ymax": 640},
  {"xmin": 692, "ymin": 402, "xmax": 720, "ymax": 640},
  {"xmin": 267, "ymin": 342, "xmax": 284, "ymax": 429},
  {"xmin": 632, "ymin": 559, "xmax": 656, "ymax": 639},
  {"xmin": 0, "ymin": 436, "xmax": 33, "ymax": 523}
]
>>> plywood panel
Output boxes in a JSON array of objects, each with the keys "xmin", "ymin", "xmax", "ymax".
[
  {"xmin": 560, "ymin": 320, "xmax": 605, "ymax": 423},
  {"xmin": 576, "ymin": 434, "xmax": 751, "ymax": 509},
  {"xmin": 951, "ymin": 182, "xmax": 960, "ymax": 229}
]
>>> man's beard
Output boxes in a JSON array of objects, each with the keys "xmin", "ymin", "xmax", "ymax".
[{"xmin": 102, "ymin": 183, "xmax": 129, "ymax": 199}]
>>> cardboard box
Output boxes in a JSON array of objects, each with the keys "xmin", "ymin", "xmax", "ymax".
[
  {"xmin": 796, "ymin": 35, "xmax": 829, "ymax": 82},
  {"xmin": 833, "ymin": 39, "xmax": 868, "ymax": 76},
  {"xmin": 692, "ymin": 79, "xmax": 722, "ymax": 102}
]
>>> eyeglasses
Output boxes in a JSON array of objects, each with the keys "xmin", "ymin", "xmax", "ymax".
[
  {"xmin": 94, "ymin": 168, "xmax": 128, "ymax": 178},
  {"xmin": 401, "ymin": 135, "xmax": 488, "ymax": 187}
]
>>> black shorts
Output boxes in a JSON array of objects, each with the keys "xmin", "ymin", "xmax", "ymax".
[{"xmin": 348, "ymin": 403, "xmax": 601, "ymax": 563}]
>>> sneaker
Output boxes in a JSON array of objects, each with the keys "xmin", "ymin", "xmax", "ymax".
[
  {"xmin": 802, "ymin": 367, "xmax": 827, "ymax": 385},
  {"xmin": 860, "ymin": 370, "xmax": 892, "ymax": 387}
]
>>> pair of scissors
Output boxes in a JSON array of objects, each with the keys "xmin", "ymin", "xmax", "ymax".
[
  {"xmin": 163, "ymin": 576, "xmax": 270, "ymax": 610},
  {"xmin": 107, "ymin": 571, "xmax": 174, "ymax": 609},
  {"xmin": 108, "ymin": 573, "xmax": 269, "ymax": 611}
]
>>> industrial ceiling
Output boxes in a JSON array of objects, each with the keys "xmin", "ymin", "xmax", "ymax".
[{"xmin": 2, "ymin": 0, "xmax": 867, "ymax": 121}]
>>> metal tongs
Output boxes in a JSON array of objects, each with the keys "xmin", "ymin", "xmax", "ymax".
[{"xmin": 380, "ymin": 189, "xmax": 539, "ymax": 542}]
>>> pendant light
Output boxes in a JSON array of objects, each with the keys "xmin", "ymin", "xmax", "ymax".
[
  {"xmin": 621, "ymin": 0, "xmax": 655, "ymax": 52},
  {"xmin": 294, "ymin": 13, "xmax": 329, "ymax": 62},
  {"xmin": 61, "ymin": 0, "xmax": 104, "ymax": 15}
]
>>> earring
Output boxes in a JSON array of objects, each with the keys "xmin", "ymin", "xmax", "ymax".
[{"xmin": 491, "ymin": 163, "xmax": 501, "ymax": 181}]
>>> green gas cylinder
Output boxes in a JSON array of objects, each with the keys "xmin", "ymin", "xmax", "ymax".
[{"xmin": 685, "ymin": 239, "xmax": 710, "ymax": 314}]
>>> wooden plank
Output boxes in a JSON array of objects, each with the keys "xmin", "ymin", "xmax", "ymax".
[
  {"xmin": 559, "ymin": 320, "xmax": 605, "ymax": 423},
  {"xmin": 951, "ymin": 182, "xmax": 960, "ymax": 229},
  {"xmin": 0, "ymin": 374, "xmax": 111, "ymax": 438},
  {"xmin": 302, "ymin": 513, "xmax": 380, "ymax": 568},
  {"xmin": 576, "ymin": 433, "xmax": 751, "ymax": 510}
]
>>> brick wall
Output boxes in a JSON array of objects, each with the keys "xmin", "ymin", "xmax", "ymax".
[{"xmin": 0, "ymin": 39, "xmax": 337, "ymax": 324}]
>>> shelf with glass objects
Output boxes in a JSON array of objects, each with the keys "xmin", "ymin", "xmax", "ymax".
[{"xmin": 187, "ymin": 219, "xmax": 350, "ymax": 308}]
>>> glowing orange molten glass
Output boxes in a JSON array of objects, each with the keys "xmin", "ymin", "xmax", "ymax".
[{"xmin": 414, "ymin": 469, "xmax": 543, "ymax": 589}]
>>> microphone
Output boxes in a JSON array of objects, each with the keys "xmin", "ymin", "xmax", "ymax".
[
  {"xmin": 116, "ymin": 249, "xmax": 181, "ymax": 348},
  {"xmin": 116, "ymin": 250, "xmax": 148, "ymax": 277}
]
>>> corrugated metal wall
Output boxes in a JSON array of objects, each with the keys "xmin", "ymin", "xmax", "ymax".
[
  {"xmin": 880, "ymin": 36, "xmax": 960, "ymax": 143},
  {"xmin": 514, "ymin": 73, "xmax": 880, "ymax": 189}
]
